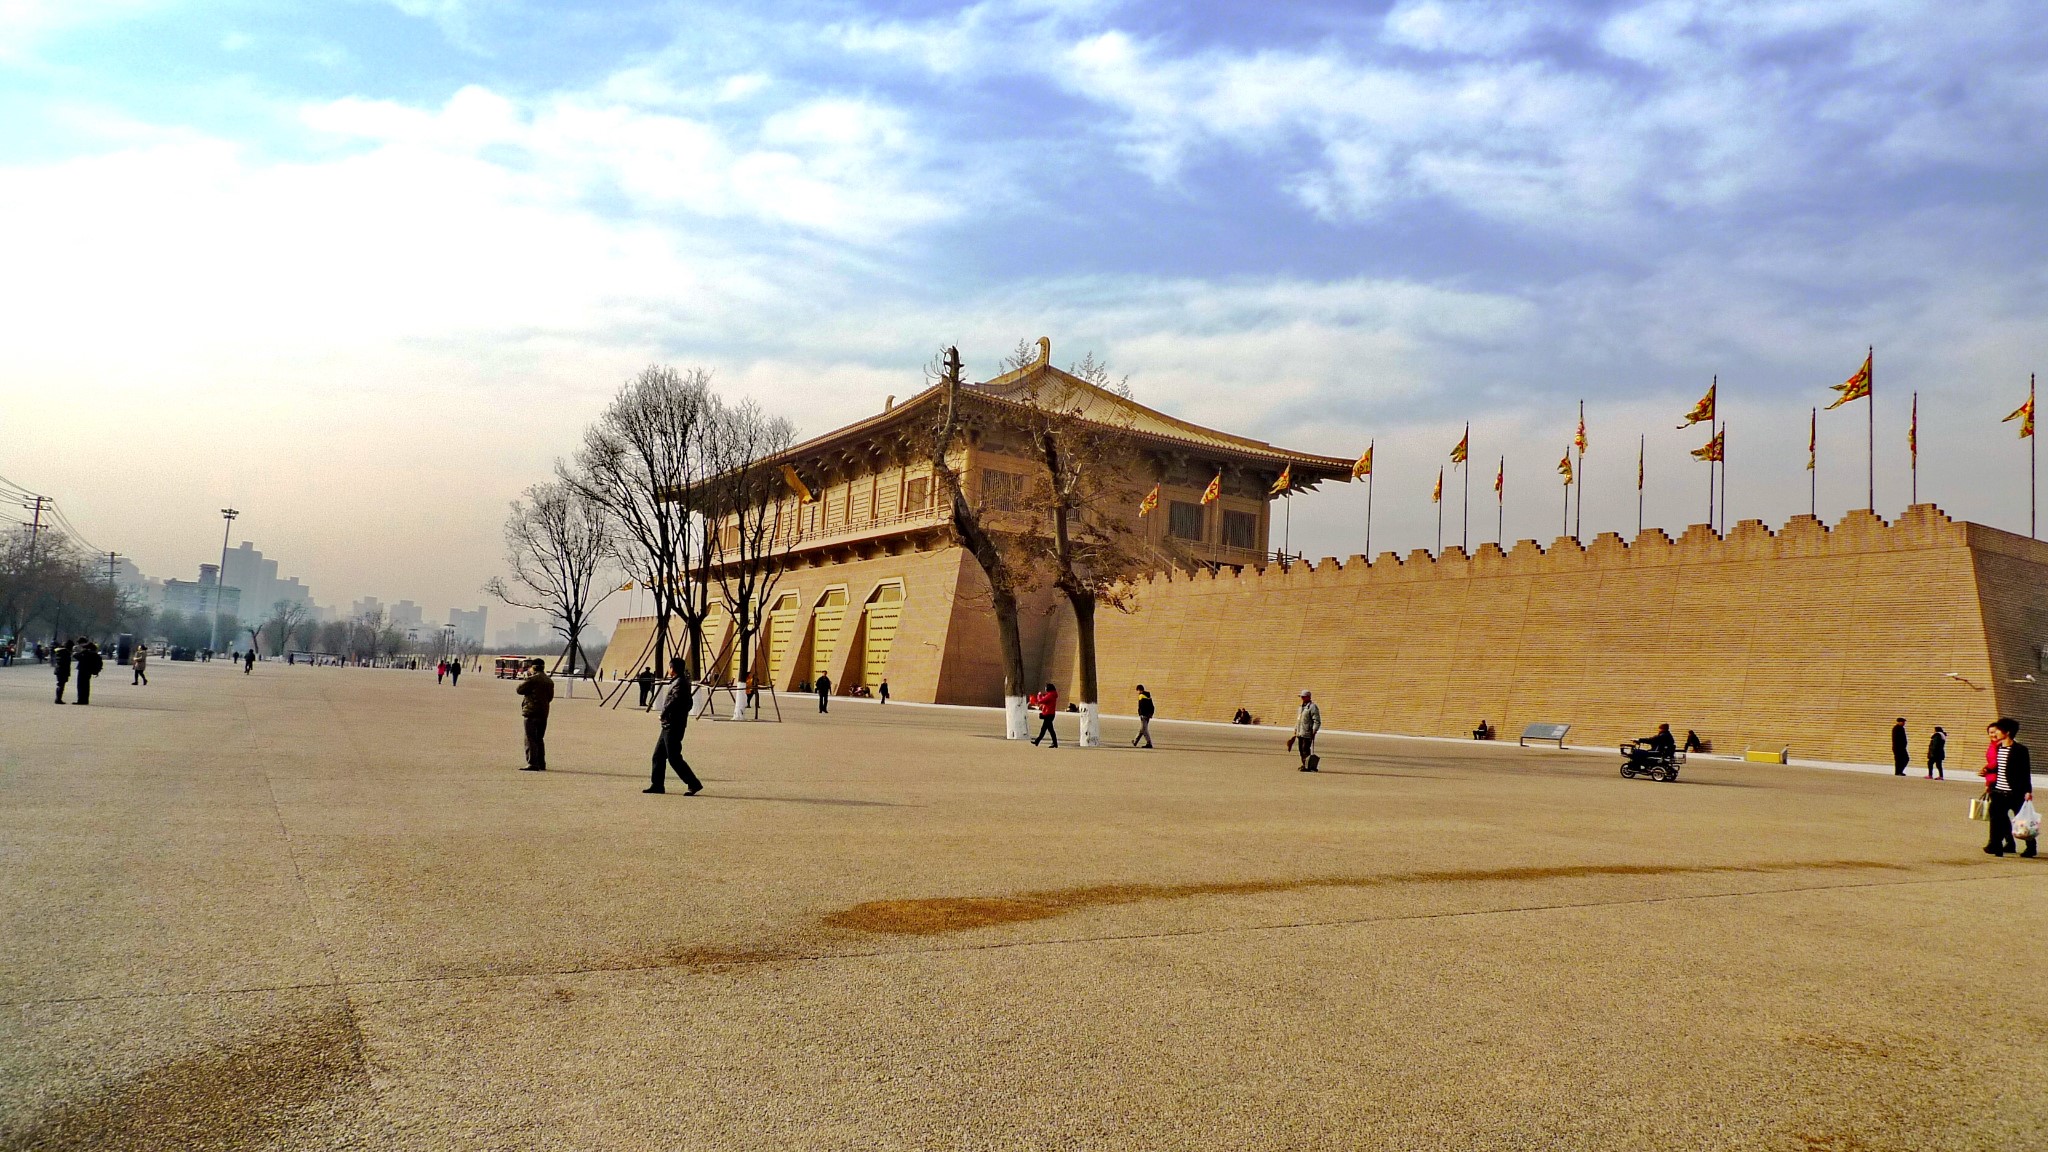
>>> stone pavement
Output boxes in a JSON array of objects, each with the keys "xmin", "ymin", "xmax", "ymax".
[{"xmin": 2, "ymin": 660, "xmax": 2044, "ymax": 1151}]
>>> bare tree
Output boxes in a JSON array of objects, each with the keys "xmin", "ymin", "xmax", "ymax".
[
  {"xmin": 262, "ymin": 599, "xmax": 310, "ymax": 656},
  {"xmin": 927, "ymin": 345, "xmax": 1035, "ymax": 736},
  {"xmin": 485, "ymin": 480, "xmax": 617, "ymax": 678},
  {"xmin": 564, "ymin": 365, "xmax": 716, "ymax": 678},
  {"xmin": 704, "ymin": 397, "xmax": 800, "ymax": 693}
]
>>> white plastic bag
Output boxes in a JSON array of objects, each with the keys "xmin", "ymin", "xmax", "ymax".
[{"xmin": 2014, "ymin": 800, "xmax": 2042, "ymax": 840}]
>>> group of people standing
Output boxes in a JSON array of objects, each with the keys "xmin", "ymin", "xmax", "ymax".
[{"xmin": 47, "ymin": 639, "xmax": 104, "ymax": 704}]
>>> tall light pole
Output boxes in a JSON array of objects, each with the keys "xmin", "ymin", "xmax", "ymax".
[{"xmin": 211, "ymin": 508, "xmax": 239, "ymax": 653}]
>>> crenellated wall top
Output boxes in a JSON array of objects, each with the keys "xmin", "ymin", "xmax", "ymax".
[{"xmin": 1136, "ymin": 504, "xmax": 2048, "ymax": 588}]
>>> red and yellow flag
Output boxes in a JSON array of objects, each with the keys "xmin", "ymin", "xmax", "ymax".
[
  {"xmin": 1691, "ymin": 429, "xmax": 1725, "ymax": 463},
  {"xmin": 1806, "ymin": 408, "xmax": 1817, "ymax": 471},
  {"xmin": 1827, "ymin": 351, "xmax": 1872, "ymax": 410},
  {"xmin": 1574, "ymin": 413, "xmax": 1588, "ymax": 454},
  {"xmin": 1352, "ymin": 442, "xmax": 1374, "ymax": 479},
  {"xmin": 2005, "ymin": 386, "xmax": 2035, "ymax": 439},
  {"xmin": 1909, "ymin": 393, "xmax": 1918, "ymax": 463},
  {"xmin": 1200, "ymin": 471, "xmax": 1222, "ymax": 505},
  {"xmin": 1450, "ymin": 427, "xmax": 1468, "ymax": 465},
  {"xmin": 1493, "ymin": 457, "xmax": 1504, "ymax": 497},
  {"xmin": 1269, "ymin": 464, "xmax": 1293, "ymax": 496},
  {"xmin": 1557, "ymin": 452, "xmax": 1573, "ymax": 485},
  {"xmin": 1679, "ymin": 381, "xmax": 1715, "ymax": 428},
  {"xmin": 1138, "ymin": 483, "xmax": 1160, "ymax": 516},
  {"xmin": 1432, "ymin": 468, "xmax": 1442, "ymax": 504}
]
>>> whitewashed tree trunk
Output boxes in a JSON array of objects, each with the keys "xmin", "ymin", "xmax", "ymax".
[
  {"xmin": 1004, "ymin": 696, "xmax": 1029, "ymax": 740},
  {"xmin": 730, "ymin": 691, "xmax": 747, "ymax": 720},
  {"xmin": 1078, "ymin": 701, "xmax": 1101, "ymax": 747}
]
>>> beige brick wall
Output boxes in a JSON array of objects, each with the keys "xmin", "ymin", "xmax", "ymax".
[{"xmin": 1057, "ymin": 505, "xmax": 2047, "ymax": 765}]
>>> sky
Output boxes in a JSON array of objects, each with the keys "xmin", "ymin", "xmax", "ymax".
[{"xmin": 4, "ymin": 0, "xmax": 2046, "ymax": 624}]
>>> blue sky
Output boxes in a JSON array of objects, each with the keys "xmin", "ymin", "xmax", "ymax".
[{"xmin": 5, "ymin": 0, "xmax": 2046, "ymax": 614}]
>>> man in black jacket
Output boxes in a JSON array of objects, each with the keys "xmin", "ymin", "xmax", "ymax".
[
  {"xmin": 645, "ymin": 656, "xmax": 703, "ymax": 795},
  {"xmin": 1985, "ymin": 717, "xmax": 2034, "ymax": 857},
  {"xmin": 1892, "ymin": 718, "xmax": 1909, "ymax": 775},
  {"xmin": 1132, "ymin": 685, "xmax": 1155, "ymax": 749},
  {"xmin": 74, "ymin": 640, "xmax": 102, "ymax": 704}
]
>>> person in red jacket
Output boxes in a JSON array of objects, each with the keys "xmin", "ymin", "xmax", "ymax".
[{"xmin": 1029, "ymin": 682, "xmax": 1060, "ymax": 748}]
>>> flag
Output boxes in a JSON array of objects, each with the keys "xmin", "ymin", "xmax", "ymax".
[
  {"xmin": 1201, "ymin": 471, "xmax": 1222, "ymax": 504},
  {"xmin": 1827, "ymin": 352, "xmax": 1872, "ymax": 410},
  {"xmin": 1494, "ymin": 457, "xmax": 1504, "ymax": 497},
  {"xmin": 1691, "ymin": 430, "xmax": 1725, "ymax": 462},
  {"xmin": 1909, "ymin": 393, "xmax": 1918, "ymax": 464},
  {"xmin": 1450, "ymin": 428, "xmax": 1468, "ymax": 465},
  {"xmin": 1269, "ymin": 464, "xmax": 1293, "ymax": 496},
  {"xmin": 1352, "ymin": 442, "xmax": 1374, "ymax": 479},
  {"xmin": 1807, "ymin": 408, "xmax": 1817, "ymax": 471},
  {"xmin": 1680, "ymin": 382, "xmax": 1716, "ymax": 428},
  {"xmin": 1432, "ymin": 468, "xmax": 1442, "ymax": 503},
  {"xmin": 1557, "ymin": 452, "xmax": 1573, "ymax": 485},
  {"xmin": 779, "ymin": 464, "xmax": 814, "ymax": 503},
  {"xmin": 1575, "ymin": 414, "xmax": 1588, "ymax": 454},
  {"xmin": 2006, "ymin": 393, "xmax": 2035, "ymax": 439},
  {"xmin": 1138, "ymin": 483, "xmax": 1160, "ymax": 517}
]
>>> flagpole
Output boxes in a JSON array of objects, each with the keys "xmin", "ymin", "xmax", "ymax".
[
  {"xmin": 1284, "ymin": 494, "xmax": 1292, "ymax": 560},
  {"xmin": 1706, "ymin": 427, "xmax": 1715, "ymax": 528},
  {"xmin": 1866, "ymin": 345, "xmax": 1875, "ymax": 512},
  {"xmin": 1718, "ymin": 421, "xmax": 1728, "ymax": 533},
  {"xmin": 1435, "ymin": 468, "xmax": 1443, "ymax": 555},
  {"xmin": 1574, "ymin": 400, "xmax": 1584, "ymax": 542},
  {"xmin": 1562, "ymin": 473, "xmax": 1570, "ymax": 539},
  {"xmin": 1497, "ymin": 455, "xmax": 1505, "ymax": 545},
  {"xmin": 1910, "ymin": 390, "xmax": 1918, "ymax": 505},
  {"xmin": 1365, "ymin": 440, "xmax": 1374, "ymax": 556},
  {"xmin": 1636, "ymin": 434, "xmax": 1644, "ymax": 535},
  {"xmin": 1462, "ymin": 424, "xmax": 1471, "ymax": 552},
  {"xmin": 1810, "ymin": 407, "xmax": 1818, "ymax": 517},
  {"xmin": 2033, "ymin": 374, "xmax": 2038, "ymax": 539}
]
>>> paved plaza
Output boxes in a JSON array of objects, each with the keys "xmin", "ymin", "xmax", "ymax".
[{"xmin": 2, "ymin": 660, "xmax": 2045, "ymax": 1150}]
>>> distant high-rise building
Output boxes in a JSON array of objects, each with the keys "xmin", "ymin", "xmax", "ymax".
[
  {"xmin": 448, "ymin": 606, "xmax": 488, "ymax": 644},
  {"xmin": 351, "ymin": 596, "xmax": 383, "ymax": 622},
  {"xmin": 220, "ymin": 541, "xmax": 315, "ymax": 617},
  {"xmin": 389, "ymin": 600, "xmax": 424, "ymax": 629},
  {"xmin": 163, "ymin": 563, "xmax": 240, "ymax": 621}
]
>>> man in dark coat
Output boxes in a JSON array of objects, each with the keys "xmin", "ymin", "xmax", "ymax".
[
  {"xmin": 1892, "ymin": 718, "xmax": 1909, "ymax": 775},
  {"xmin": 51, "ymin": 640, "xmax": 72, "ymax": 704},
  {"xmin": 634, "ymin": 667, "xmax": 657, "ymax": 708},
  {"xmin": 74, "ymin": 640, "xmax": 102, "ymax": 704},
  {"xmin": 1985, "ymin": 718, "xmax": 2034, "ymax": 857},
  {"xmin": 644, "ymin": 656, "xmax": 703, "ymax": 795},
  {"xmin": 1132, "ymin": 685, "xmax": 1156, "ymax": 749},
  {"xmin": 515, "ymin": 658, "xmax": 554, "ymax": 771},
  {"xmin": 815, "ymin": 671, "xmax": 832, "ymax": 713}
]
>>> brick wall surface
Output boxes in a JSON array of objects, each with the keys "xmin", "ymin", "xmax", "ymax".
[{"xmin": 1060, "ymin": 505, "xmax": 2048, "ymax": 765}]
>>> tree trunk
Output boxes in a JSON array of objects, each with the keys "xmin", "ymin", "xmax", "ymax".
[{"xmin": 1067, "ymin": 590, "xmax": 1101, "ymax": 747}]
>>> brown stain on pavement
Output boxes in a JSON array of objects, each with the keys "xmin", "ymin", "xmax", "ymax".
[
  {"xmin": 1, "ymin": 1006, "xmax": 367, "ymax": 1152},
  {"xmin": 821, "ymin": 859, "xmax": 1910, "ymax": 936}
]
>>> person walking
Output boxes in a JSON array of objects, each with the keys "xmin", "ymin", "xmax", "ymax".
[
  {"xmin": 436, "ymin": 660, "xmax": 446, "ymax": 684},
  {"xmin": 1984, "ymin": 718, "xmax": 2034, "ymax": 857},
  {"xmin": 516, "ymin": 658, "xmax": 554, "ymax": 771},
  {"xmin": 815, "ymin": 671, "xmax": 832, "ymax": 714},
  {"xmin": 635, "ymin": 667, "xmax": 657, "ymax": 708},
  {"xmin": 51, "ymin": 639, "xmax": 71, "ymax": 704},
  {"xmin": 1292, "ymin": 690, "xmax": 1322, "ymax": 771},
  {"xmin": 1892, "ymin": 717, "xmax": 1909, "ymax": 775},
  {"xmin": 74, "ymin": 640, "xmax": 102, "ymax": 705},
  {"xmin": 1030, "ymin": 682, "xmax": 1060, "ymax": 747},
  {"xmin": 243, "ymin": 648, "xmax": 255, "ymax": 675},
  {"xmin": 878, "ymin": 678, "xmax": 890, "ymax": 705},
  {"xmin": 448, "ymin": 659, "xmax": 461, "ymax": 686},
  {"xmin": 1927, "ymin": 726, "xmax": 1946, "ymax": 780},
  {"xmin": 1132, "ymin": 685, "xmax": 1155, "ymax": 748},
  {"xmin": 644, "ymin": 656, "xmax": 704, "ymax": 795},
  {"xmin": 131, "ymin": 643, "xmax": 148, "ymax": 686}
]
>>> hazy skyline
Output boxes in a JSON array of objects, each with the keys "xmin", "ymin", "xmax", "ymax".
[{"xmin": 6, "ymin": 0, "xmax": 2045, "ymax": 616}]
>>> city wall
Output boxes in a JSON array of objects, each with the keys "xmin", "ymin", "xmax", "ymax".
[{"xmin": 1052, "ymin": 505, "xmax": 2048, "ymax": 765}]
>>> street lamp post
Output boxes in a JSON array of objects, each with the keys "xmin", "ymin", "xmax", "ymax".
[{"xmin": 210, "ymin": 508, "xmax": 239, "ymax": 654}]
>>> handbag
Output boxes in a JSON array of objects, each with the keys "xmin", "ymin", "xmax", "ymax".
[
  {"xmin": 1969, "ymin": 793, "xmax": 1990, "ymax": 822},
  {"xmin": 2015, "ymin": 799, "xmax": 2042, "ymax": 839}
]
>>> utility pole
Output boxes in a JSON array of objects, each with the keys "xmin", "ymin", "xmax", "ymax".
[
  {"xmin": 24, "ymin": 495, "xmax": 46, "ymax": 564},
  {"xmin": 211, "ymin": 508, "xmax": 239, "ymax": 653}
]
